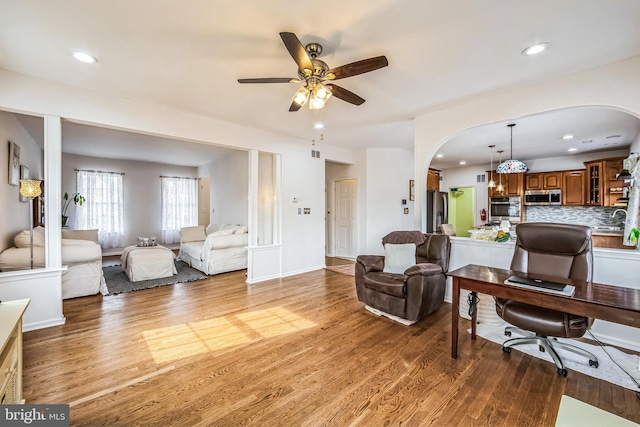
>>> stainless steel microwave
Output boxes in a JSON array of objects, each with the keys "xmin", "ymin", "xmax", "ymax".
[
  {"xmin": 489, "ymin": 197, "xmax": 521, "ymax": 222},
  {"xmin": 524, "ymin": 189, "xmax": 561, "ymax": 206}
]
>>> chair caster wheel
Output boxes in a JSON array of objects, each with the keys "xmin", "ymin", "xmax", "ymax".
[
  {"xmin": 505, "ymin": 331, "xmax": 511, "ymax": 337},
  {"xmin": 557, "ymin": 368, "xmax": 568, "ymax": 377},
  {"xmin": 503, "ymin": 347, "xmax": 511, "ymax": 354},
  {"xmin": 589, "ymin": 360, "xmax": 599, "ymax": 368}
]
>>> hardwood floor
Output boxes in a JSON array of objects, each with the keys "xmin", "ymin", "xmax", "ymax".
[{"xmin": 23, "ymin": 261, "xmax": 640, "ymax": 426}]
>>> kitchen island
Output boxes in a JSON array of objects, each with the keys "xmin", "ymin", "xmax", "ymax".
[{"xmin": 447, "ymin": 236, "xmax": 640, "ymax": 352}]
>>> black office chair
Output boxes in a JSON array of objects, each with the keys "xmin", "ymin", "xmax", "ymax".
[{"xmin": 495, "ymin": 222, "xmax": 598, "ymax": 376}]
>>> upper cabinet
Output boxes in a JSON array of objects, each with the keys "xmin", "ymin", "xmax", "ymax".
[
  {"xmin": 489, "ymin": 172, "xmax": 523, "ymax": 197},
  {"xmin": 525, "ymin": 172, "xmax": 562, "ymax": 190},
  {"xmin": 427, "ymin": 169, "xmax": 440, "ymax": 191},
  {"xmin": 562, "ymin": 170, "xmax": 585, "ymax": 206},
  {"xmin": 584, "ymin": 160, "xmax": 603, "ymax": 206},
  {"xmin": 603, "ymin": 157, "xmax": 626, "ymax": 207}
]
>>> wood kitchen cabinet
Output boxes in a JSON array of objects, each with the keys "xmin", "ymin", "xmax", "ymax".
[
  {"xmin": 426, "ymin": 169, "xmax": 440, "ymax": 191},
  {"xmin": 562, "ymin": 170, "xmax": 585, "ymax": 206},
  {"xmin": 584, "ymin": 160, "xmax": 603, "ymax": 206},
  {"xmin": 488, "ymin": 172, "xmax": 523, "ymax": 197},
  {"xmin": 525, "ymin": 172, "xmax": 562, "ymax": 190}
]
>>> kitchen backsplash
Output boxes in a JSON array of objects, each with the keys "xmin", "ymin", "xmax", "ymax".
[{"xmin": 524, "ymin": 206, "xmax": 626, "ymax": 228}]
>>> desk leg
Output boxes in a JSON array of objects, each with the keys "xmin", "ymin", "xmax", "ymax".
[
  {"xmin": 470, "ymin": 292, "xmax": 478, "ymax": 340},
  {"xmin": 451, "ymin": 277, "xmax": 460, "ymax": 359}
]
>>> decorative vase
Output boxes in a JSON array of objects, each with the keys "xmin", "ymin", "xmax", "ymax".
[{"xmin": 62, "ymin": 215, "xmax": 69, "ymax": 227}]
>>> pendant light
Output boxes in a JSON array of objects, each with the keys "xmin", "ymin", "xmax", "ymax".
[
  {"xmin": 488, "ymin": 145, "xmax": 496, "ymax": 188},
  {"xmin": 496, "ymin": 123, "xmax": 528, "ymax": 174},
  {"xmin": 496, "ymin": 150, "xmax": 505, "ymax": 193}
]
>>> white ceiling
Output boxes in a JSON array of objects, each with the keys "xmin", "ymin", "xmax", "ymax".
[{"xmin": 2, "ymin": 0, "xmax": 640, "ymax": 166}]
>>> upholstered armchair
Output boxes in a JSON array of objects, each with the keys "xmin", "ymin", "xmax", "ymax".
[{"xmin": 355, "ymin": 231, "xmax": 451, "ymax": 324}]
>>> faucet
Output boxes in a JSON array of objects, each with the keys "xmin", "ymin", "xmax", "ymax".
[{"xmin": 611, "ymin": 209, "xmax": 627, "ymax": 218}]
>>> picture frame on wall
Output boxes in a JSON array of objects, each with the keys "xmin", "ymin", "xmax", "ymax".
[
  {"xmin": 9, "ymin": 141, "xmax": 20, "ymax": 186},
  {"xmin": 409, "ymin": 179, "xmax": 415, "ymax": 201},
  {"xmin": 19, "ymin": 165, "xmax": 29, "ymax": 202}
]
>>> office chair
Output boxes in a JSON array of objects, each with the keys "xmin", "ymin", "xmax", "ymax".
[{"xmin": 495, "ymin": 222, "xmax": 598, "ymax": 376}]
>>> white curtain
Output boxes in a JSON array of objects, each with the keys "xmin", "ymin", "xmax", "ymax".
[
  {"xmin": 75, "ymin": 170, "xmax": 125, "ymax": 249},
  {"xmin": 161, "ymin": 177, "xmax": 198, "ymax": 244}
]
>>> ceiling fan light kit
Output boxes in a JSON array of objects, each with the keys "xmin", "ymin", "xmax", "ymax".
[
  {"xmin": 496, "ymin": 123, "xmax": 528, "ymax": 174},
  {"xmin": 238, "ymin": 32, "xmax": 388, "ymax": 111}
]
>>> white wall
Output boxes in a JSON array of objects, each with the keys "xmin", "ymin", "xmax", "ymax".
[
  {"xmin": 62, "ymin": 153, "xmax": 198, "ymax": 248},
  {"xmin": 0, "ymin": 111, "xmax": 44, "ymax": 252},
  {"xmin": 198, "ymin": 149, "xmax": 249, "ymax": 226}
]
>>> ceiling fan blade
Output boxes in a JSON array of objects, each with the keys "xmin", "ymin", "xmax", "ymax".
[
  {"xmin": 289, "ymin": 101, "xmax": 302, "ymax": 112},
  {"xmin": 279, "ymin": 32, "xmax": 313, "ymax": 71},
  {"xmin": 238, "ymin": 77, "xmax": 299, "ymax": 84},
  {"xmin": 326, "ymin": 56, "xmax": 388, "ymax": 80},
  {"xmin": 326, "ymin": 84, "xmax": 365, "ymax": 106}
]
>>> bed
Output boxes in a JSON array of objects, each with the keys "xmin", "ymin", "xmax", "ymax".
[
  {"xmin": 0, "ymin": 227, "xmax": 103, "ymax": 299},
  {"xmin": 178, "ymin": 224, "xmax": 248, "ymax": 275}
]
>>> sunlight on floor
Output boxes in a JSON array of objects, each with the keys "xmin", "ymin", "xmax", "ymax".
[{"xmin": 142, "ymin": 307, "xmax": 317, "ymax": 363}]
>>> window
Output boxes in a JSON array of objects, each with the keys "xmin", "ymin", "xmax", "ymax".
[
  {"xmin": 75, "ymin": 170, "xmax": 125, "ymax": 249},
  {"xmin": 161, "ymin": 176, "xmax": 198, "ymax": 244}
]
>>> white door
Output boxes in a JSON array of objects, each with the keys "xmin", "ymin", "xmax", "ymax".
[
  {"xmin": 335, "ymin": 179, "xmax": 358, "ymax": 258},
  {"xmin": 198, "ymin": 177, "xmax": 210, "ymax": 226}
]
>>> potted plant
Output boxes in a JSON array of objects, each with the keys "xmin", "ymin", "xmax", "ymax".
[{"xmin": 62, "ymin": 192, "xmax": 86, "ymax": 227}]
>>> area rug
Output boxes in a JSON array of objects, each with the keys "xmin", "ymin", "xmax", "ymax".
[
  {"xmin": 102, "ymin": 261, "xmax": 207, "ymax": 296},
  {"xmin": 325, "ymin": 264, "xmax": 355, "ymax": 276},
  {"xmin": 472, "ymin": 323, "xmax": 640, "ymax": 391}
]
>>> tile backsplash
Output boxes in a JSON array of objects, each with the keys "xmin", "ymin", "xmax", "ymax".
[{"xmin": 524, "ymin": 206, "xmax": 625, "ymax": 228}]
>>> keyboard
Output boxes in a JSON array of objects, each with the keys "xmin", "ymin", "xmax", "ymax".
[{"xmin": 506, "ymin": 275, "xmax": 567, "ymax": 291}]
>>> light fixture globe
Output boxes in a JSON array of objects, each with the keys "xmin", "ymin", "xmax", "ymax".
[
  {"xmin": 487, "ymin": 145, "xmax": 496, "ymax": 188},
  {"xmin": 496, "ymin": 124, "xmax": 527, "ymax": 174}
]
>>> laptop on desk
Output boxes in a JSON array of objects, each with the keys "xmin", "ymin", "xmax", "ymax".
[{"xmin": 504, "ymin": 275, "xmax": 575, "ymax": 296}]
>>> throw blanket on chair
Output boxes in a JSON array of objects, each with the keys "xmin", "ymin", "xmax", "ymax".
[
  {"xmin": 121, "ymin": 245, "xmax": 174, "ymax": 270},
  {"xmin": 381, "ymin": 230, "xmax": 426, "ymax": 246}
]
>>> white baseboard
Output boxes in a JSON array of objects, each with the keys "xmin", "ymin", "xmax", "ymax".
[{"xmin": 23, "ymin": 316, "xmax": 66, "ymax": 332}]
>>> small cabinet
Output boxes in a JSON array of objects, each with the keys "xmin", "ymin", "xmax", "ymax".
[
  {"xmin": 488, "ymin": 172, "xmax": 523, "ymax": 197},
  {"xmin": 426, "ymin": 169, "xmax": 440, "ymax": 191},
  {"xmin": 585, "ymin": 161, "xmax": 603, "ymax": 206},
  {"xmin": 603, "ymin": 158, "xmax": 626, "ymax": 207},
  {"xmin": 525, "ymin": 172, "xmax": 561, "ymax": 190},
  {"xmin": 562, "ymin": 170, "xmax": 585, "ymax": 206}
]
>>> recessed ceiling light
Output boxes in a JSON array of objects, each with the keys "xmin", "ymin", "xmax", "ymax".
[
  {"xmin": 568, "ymin": 148, "xmax": 577, "ymax": 152},
  {"xmin": 459, "ymin": 161, "xmax": 466, "ymax": 165},
  {"xmin": 314, "ymin": 123, "xmax": 324, "ymax": 129},
  {"xmin": 73, "ymin": 51, "xmax": 97, "ymax": 63},
  {"xmin": 436, "ymin": 154, "xmax": 443, "ymax": 158},
  {"xmin": 522, "ymin": 42, "xmax": 550, "ymax": 56},
  {"xmin": 562, "ymin": 134, "xmax": 574, "ymax": 140}
]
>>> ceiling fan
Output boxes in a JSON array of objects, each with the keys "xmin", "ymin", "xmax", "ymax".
[{"xmin": 238, "ymin": 32, "xmax": 388, "ymax": 111}]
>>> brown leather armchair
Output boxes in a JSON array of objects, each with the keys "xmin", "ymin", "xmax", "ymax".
[
  {"xmin": 496, "ymin": 222, "xmax": 598, "ymax": 376},
  {"xmin": 355, "ymin": 231, "xmax": 451, "ymax": 324}
]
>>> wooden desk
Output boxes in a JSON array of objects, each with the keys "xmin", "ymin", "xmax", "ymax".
[{"xmin": 447, "ymin": 264, "xmax": 640, "ymax": 359}]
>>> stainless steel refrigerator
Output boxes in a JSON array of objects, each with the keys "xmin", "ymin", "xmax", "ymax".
[{"xmin": 426, "ymin": 190, "xmax": 448, "ymax": 233}]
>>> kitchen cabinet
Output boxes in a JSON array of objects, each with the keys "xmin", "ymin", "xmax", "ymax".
[
  {"xmin": 525, "ymin": 172, "xmax": 562, "ymax": 190},
  {"xmin": 584, "ymin": 160, "xmax": 603, "ymax": 206},
  {"xmin": 0, "ymin": 299, "xmax": 29, "ymax": 404},
  {"xmin": 562, "ymin": 170, "xmax": 585, "ymax": 206},
  {"xmin": 427, "ymin": 169, "xmax": 440, "ymax": 191},
  {"xmin": 488, "ymin": 172, "xmax": 523, "ymax": 198},
  {"xmin": 603, "ymin": 157, "xmax": 626, "ymax": 207}
]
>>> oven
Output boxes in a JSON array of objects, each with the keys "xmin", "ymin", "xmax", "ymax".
[
  {"xmin": 525, "ymin": 189, "xmax": 562, "ymax": 206},
  {"xmin": 489, "ymin": 196, "xmax": 521, "ymax": 222}
]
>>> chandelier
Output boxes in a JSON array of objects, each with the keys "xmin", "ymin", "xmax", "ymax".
[{"xmin": 496, "ymin": 123, "xmax": 528, "ymax": 174}]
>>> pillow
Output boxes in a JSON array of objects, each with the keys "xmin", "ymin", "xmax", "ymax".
[
  {"xmin": 14, "ymin": 226, "xmax": 46, "ymax": 248},
  {"xmin": 181, "ymin": 225, "xmax": 206, "ymax": 243},
  {"xmin": 218, "ymin": 224, "xmax": 236, "ymax": 231},
  {"xmin": 206, "ymin": 224, "xmax": 220, "ymax": 235},
  {"xmin": 382, "ymin": 243, "xmax": 416, "ymax": 274},
  {"xmin": 61, "ymin": 228, "xmax": 99, "ymax": 243},
  {"xmin": 232, "ymin": 225, "xmax": 248, "ymax": 234},
  {"xmin": 211, "ymin": 229, "xmax": 234, "ymax": 237}
]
